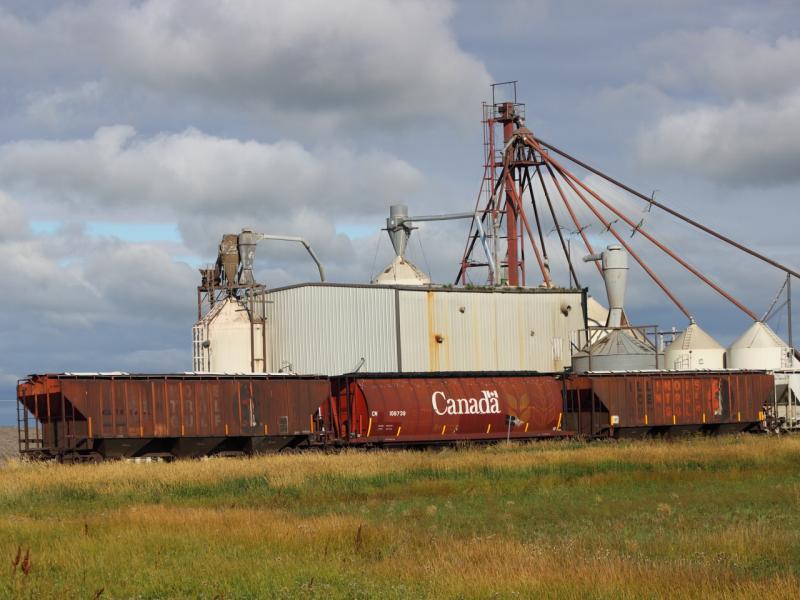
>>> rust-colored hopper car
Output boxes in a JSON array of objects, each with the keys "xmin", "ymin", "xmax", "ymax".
[
  {"xmin": 17, "ymin": 369, "xmax": 774, "ymax": 461},
  {"xmin": 17, "ymin": 373, "xmax": 330, "ymax": 462}
]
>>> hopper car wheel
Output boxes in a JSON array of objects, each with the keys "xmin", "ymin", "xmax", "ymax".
[
  {"xmin": 58, "ymin": 453, "xmax": 79, "ymax": 465},
  {"xmin": 59, "ymin": 452, "xmax": 104, "ymax": 465},
  {"xmin": 86, "ymin": 452, "xmax": 104, "ymax": 464},
  {"xmin": 211, "ymin": 451, "xmax": 246, "ymax": 459}
]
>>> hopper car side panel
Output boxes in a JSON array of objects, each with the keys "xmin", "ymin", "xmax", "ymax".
[
  {"xmin": 17, "ymin": 374, "xmax": 329, "ymax": 460},
  {"xmin": 564, "ymin": 371, "xmax": 772, "ymax": 436},
  {"xmin": 325, "ymin": 373, "xmax": 568, "ymax": 445}
]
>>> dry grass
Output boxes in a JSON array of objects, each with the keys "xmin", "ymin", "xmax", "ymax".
[
  {"xmin": 1, "ymin": 436, "xmax": 799, "ymax": 598},
  {"xmin": 0, "ymin": 427, "xmax": 17, "ymax": 463}
]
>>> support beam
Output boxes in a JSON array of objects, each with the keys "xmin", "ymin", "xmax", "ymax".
[
  {"xmin": 544, "ymin": 164, "xmax": 603, "ymax": 279},
  {"xmin": 535, "ymin": 137, "xmax": 800, "ymax": 281},
  {"xmin": 550, "ymin": 161, "xmax": 693, "ymax": 320},
  {"xmin": 532, "ymin": 137, "xmax": 758, "ymax": 321},
  {"xmin": 534, "ymin": 166, "xmax": 580, "ymax": 288}
]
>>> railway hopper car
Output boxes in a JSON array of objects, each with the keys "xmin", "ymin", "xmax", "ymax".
[
  {"xmin": 16, "ymin": 373, "xmax": 329, "ymax": 462},
  {"xmin": 15, "ymin": 370, "xmax": 776, "ymax": 460},
  {"xmin": 322, "ymin": 371, "xmax": 571, "ymax": 446},
  {"xmin": 563, "ymin": 371, "xmax": 773, "ymax": 437}
]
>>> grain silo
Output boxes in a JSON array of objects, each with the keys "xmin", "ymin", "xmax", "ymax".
[
  {"xmin": 571, "ymin": 245, "xmax": 662, "ymax": 372},
  {"xmin": 192, "ymin": 297, "xmax": 267, "ymax": 373},
  {"xmin": 664, "ymin": 321, "xmax": 726, "ymax": 370},
  {"xmin": 727, "ymin": 321, "xmax": 797, "ymax": 370}
]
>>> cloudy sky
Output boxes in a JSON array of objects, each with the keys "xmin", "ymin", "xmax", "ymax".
[{"xmin": 2, "ymin": 0, "xmax": 799, "ymax": 423}]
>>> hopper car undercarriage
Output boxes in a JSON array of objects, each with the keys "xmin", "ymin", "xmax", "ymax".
[{"xmin": 16, "ymin": 370, "xmax": 774, "ymax": 462}]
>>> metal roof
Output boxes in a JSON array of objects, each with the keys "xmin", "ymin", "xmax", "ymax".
[
  {"xmin": 729, "ymin": 321, "xmax": 790, "ymax": 350},
  {"xmin": 669, "ymin": 322, "xmax": 724, "ymax": 351}
]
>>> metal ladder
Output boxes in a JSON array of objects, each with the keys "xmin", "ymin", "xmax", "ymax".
[{"xmin": 16, "ymin": 396, "xmax": 42, "ymax": 454}]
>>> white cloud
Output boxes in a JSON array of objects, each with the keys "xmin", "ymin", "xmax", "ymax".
[
  {"xmin": 0, "ymin": 125, "xmax": 426, "ymax": 249},
  {"xmin": 633, "ymin": 27, "xmax": 800, "ymax": 185},
  {"xmin": 638, "ymin": 90, "xmax": 800, "ymax": 185},
  {"xmin": 26, "ymin": 81, "xmax": 104, "ymax": 128},
  {"xmin": 0, "ymin": 0, "xmax": 490, "ymax": 129},
  {"xmin": 646, "ymin": 27, "xmax": 800, "ymax": 100},
  {"xmin": 0, "ymin": 191, "xmax": 30, "ymax": 240},
  {"xmin": 0, "ymin": 194, "xmax": 195, "ymax": 327}
]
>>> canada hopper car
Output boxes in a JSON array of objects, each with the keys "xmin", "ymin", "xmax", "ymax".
[{"xmin": 16, "ymin": 370, "xmax": 773, "ymax": 462}]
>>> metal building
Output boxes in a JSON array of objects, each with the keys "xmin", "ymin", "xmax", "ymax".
[
  {"xmin": 193, "ymin": 283, "xmax": 587, "ymax": 376},
  {"xmin": 262, "ymin": 283, "xmax": 585, "ymax": 375}
]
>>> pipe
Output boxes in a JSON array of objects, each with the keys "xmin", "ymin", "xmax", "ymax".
[
  {"xmin": 397, "ymin": 211, "xmax": 497, "ymax": 278},
  {"xmin": 544, "ymin": 163, "xmax": 603, "ymax": 279},
  {"xmin": 504, "ymin": 176, "xmax": 552, "ymax": 286},
  {"xmin": 456, "ymin": 165, "xmax": 491, "ymax": 284},
  {"xmin": 534, "ymin": 165, "xmax": 580, "ymax": 287},
  {"xmin": 522, "ymin": 168, "xmax": 549, "ymax": 263},
  {"xmin": 255, "ymin": 234, "xmax": 326, "ymax": 282},
  {"xmin": 552, "ymin": 160, "xmax": 693, "ymax": 320},
  {"xmin": 534, "ymin": 137, "xmax": 800, "ymax": 281},
  {"xmin": 534, "ymin": 140, "xmax": 757, "ymax": 321}
]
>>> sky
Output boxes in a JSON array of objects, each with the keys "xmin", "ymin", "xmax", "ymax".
[{"xmin": 1, "ymin": 0, "xmax": 799, "ymax": 424}]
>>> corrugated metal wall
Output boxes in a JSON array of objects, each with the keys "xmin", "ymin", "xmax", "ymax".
[
  {"xmin": 398, "ymin": 289, "xmax": 583, "ymax": 372},
  {"xmin": 265, "ymin": 285, "xmax": 399, "ymax": 374},
  {"xmin": 263, "ymin": 284, "xmax": 584, "ymax": 375}
]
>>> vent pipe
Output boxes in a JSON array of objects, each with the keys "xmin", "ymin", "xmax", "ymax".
[{"xmin": 584, "ymin": 245, "xmax": 628, "ymax": 328}]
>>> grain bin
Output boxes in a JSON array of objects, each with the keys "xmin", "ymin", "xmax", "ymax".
[
  {"xmin": 192, "ymin": 297, "xmax": 267, "ymax": 373},
  {"xmin": 572, "ymin": 329, "xmax": 661, "ymax": 372},
  {"xmin": 727, "ymin": 321, "xmax": 797, "ymax": 370},
  {"xmin": 664, "ymin": 321, "xmax": 725, "ymax": 370}
]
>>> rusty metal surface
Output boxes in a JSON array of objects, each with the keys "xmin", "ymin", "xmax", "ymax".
[
  {"xmin": 565, "ymin": 371, "xmax": 773, "ymax": 435},
  {"xmin": 17, "ymin": 374, "xmax": 329, "ymax": 458},
  {"xmin": 329, "ymin": 373, "xmax": 564, "ymax": 442}
]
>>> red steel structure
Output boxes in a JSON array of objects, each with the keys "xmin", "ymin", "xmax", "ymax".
[
  {"xmin": 457, "ymin": 82, "xmax": 550, "ymax": 288},
  {"xmin": 457, "ymin": 83, "xmax": 798, "ymax": 323}
]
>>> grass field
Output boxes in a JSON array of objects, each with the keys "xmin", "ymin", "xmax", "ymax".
[
  {"xmin": 0, "ymin": 427, "xmax": 18, "ymax": 463},
  {"xmin": 1, "ymin": 436, "xmax": 799, "ymax": 599}
]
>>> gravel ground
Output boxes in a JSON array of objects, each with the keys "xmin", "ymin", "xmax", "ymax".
[{"xmin": 0, "ymin": 427, "xmax": 18, "ymax": 461}]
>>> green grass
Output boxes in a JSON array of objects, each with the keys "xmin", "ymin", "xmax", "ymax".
[{"xmin": 1, "ymin": 436, "xmax": 800, "ymax": 598}]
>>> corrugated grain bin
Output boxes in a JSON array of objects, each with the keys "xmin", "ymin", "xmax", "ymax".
[
  {"xmin": 563, "ymin": 371, "xmax": 773, "ymax": 436},
  {"xmin": 324, "ymin": 372, "xmax": 568, "ymax": 444},
  {"xmin": 17, "ymin": 373, "xmax": 329, "ymax": 460}
]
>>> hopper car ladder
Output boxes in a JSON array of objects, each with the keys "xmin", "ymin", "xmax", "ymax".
[{"xmin": 16, "ymin": 391, "xmax": 43, "ymax": 455}]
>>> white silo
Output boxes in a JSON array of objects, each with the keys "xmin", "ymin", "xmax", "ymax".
[
  {"xmin": 601, "ymin": 245, "xmax": 627, "ymax": 328},
  {"xmin": 727, "ymin": 321, "xmax": 797, "ymax": 370},
  {"xmin": 192, "ymin": 297, "xmax": 268, "ymax": 373},
  {"xmin": 664, "ymin": 320, "xmax": 726, "ymax": 370},
  {"xmin": 729, "ymin": 321, "xmax": 800, "ymax": 430},
  {"xmin": 373, "ymin": 255, "xmax": 431, "ymax": 285},
  {"xmin": 372, "ymin": 204, "xmax": 431, "ymax": 286},
  {"xmin": 572, "ymin": 329, "xmax": 661, "ymax": 372}
]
